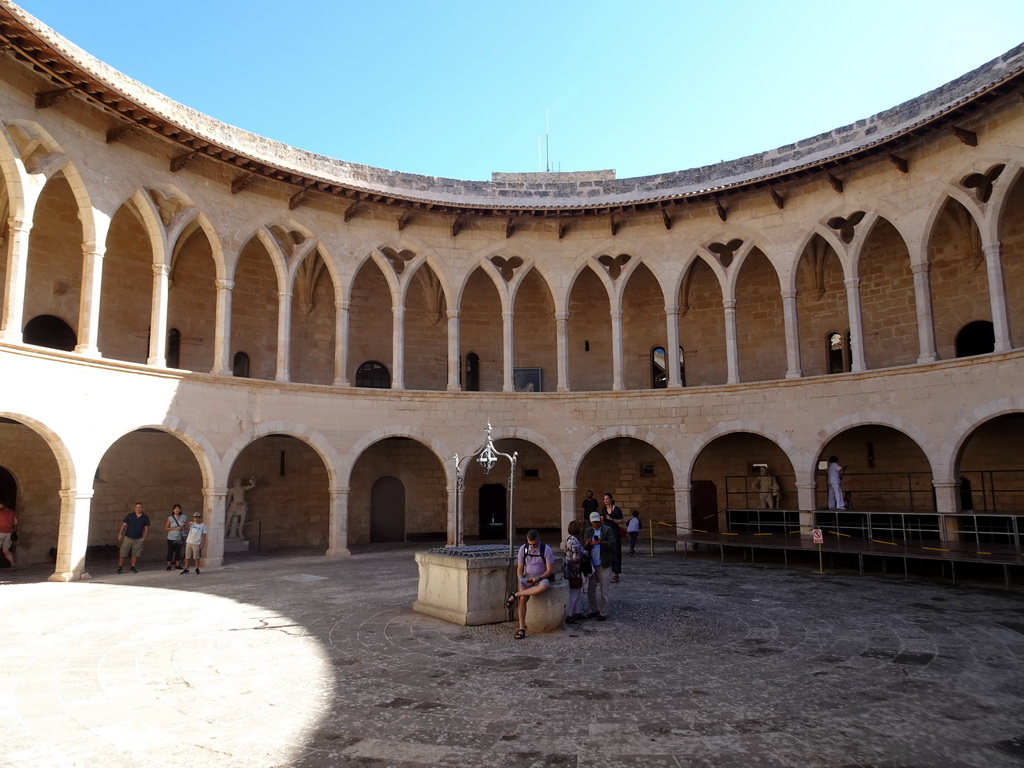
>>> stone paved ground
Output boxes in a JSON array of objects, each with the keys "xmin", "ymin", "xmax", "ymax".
[{"xmin": 1, "ymin": 544, "xmax": 1024, "ymax": 768}]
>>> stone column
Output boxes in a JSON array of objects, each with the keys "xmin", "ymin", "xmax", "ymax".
[
  {"xmin": 49, "ymin": 489, "xmax": 92, "ymax": 582},
  {"xmin": 555, "ymin": 311, "xmax": 570, "ymax": 391},
  {"xmin": 560, "ymin": 485, "xmax": 576, "ymax": 532},
  {"xmin": 202, "ymin": 486, "xmax": 228, "ymax": 568},
  {"xmin": 911, "ymin": 262, "xmax": 938, "ymax": 363},
  {"xmin": 665, "ymin": 305, "xmax": 682, "ymax": 389},
  {"xmin": 781, "ymin": 289, "xmax": 802, "ymax": 379},
  {"xmin": 983, "ymin": 242, "xmax": 1011, "ymax": 352},
  {"xmin": 334, "ymin": 299, "xmax": 350, "ymax": 386},
  {"xmin": 275, "ymin": 290, "xmax": 292, "ymax": 382},
  {"xmin": 796, "ymin": 481, "xmax": 818, "ymax": 538},
  {"xmin": 932, "ymin": 481, "xmax": 959, "ymax": 516},
  {"xmin": 326, "ymin": 487, "xmax": 352, "ymax": 556},
  {"xmin": 844, "ymin": 278, "xmax": 867, "ymax": 372},
  {"xmin": 392, "ymin": 305, "xmax": 405, "ymax": 390},
  {"xmin": 74, "ymin": 242, "xmax": 105, "ymax": 357},
  {"xmin": 673, "ymin": 485, "xmax": 691, "ymax": 552},
  {"xmin": 610, "ymin": 308, "xmax": 624, "ymax": 391},
  {"xmin": 446, "ymin": 309, "xmax": 461, "ymax": 391},
  {"xmin": 502, "ymin": 310, "xmax": 514, "ymax": 392},
  {"xmin": 723, "ymin": 298, "xmax": 740, "ymax": 384},
  {"xmin": 0, "ymin": 216, "xmax": 31, "ymax": 342},
  {"xmin": 147, "ymin": 263, "xmax": 170, "ymax": 366},
  {"xmin": 212, "ymin": 279, "xmax": 234, "ymax": 376}
]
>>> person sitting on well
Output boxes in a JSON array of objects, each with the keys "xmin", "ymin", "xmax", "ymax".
[{"xmin": 506, "ymin": 528, "xmax": 554, "ymax": 640}]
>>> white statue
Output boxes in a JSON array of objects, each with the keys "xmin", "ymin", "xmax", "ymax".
[
  {"xmin": 226, "ymin": 477, "xmax": 256, "ymax": 538},
  {"xmin": 753, "ymin": 466, "xmax": 780, "ymax": 509}
]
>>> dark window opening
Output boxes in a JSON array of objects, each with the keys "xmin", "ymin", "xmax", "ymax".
[
  {"xmin": 232, "ymin": 351, "xmax": 250, "ymax": 378},
  {"xmin": 955, "ymin": 320, "xmax": 995, "ymax": 358},
  {"xmin": 356, "ymin": 360, "xmax": 391, "ymax": 388},
  {"xmin": 465, "ymin": 352, "xmax": 480, "ymax": 392},
  {"xmin": 23, "ymin": 315, "xmax": 76, "ymax": 351},
  {"xmin": 652, "ymin": 346, "xmax": 685, "ymax": 388},
  {"xmin": 167, "ymin": 328, "xmax": 181, "ymax": 369},
  {"xmin": 826, "ymin": 331, "xmax": 851, "ymax": 374}
]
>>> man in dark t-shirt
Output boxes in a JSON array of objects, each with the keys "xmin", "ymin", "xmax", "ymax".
[{"xmin": 117, "ymin": 502, "xmax": 150, "ymax": 574}]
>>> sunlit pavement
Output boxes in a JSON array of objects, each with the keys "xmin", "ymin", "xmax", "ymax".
[{"xmin": 1, "ymin": 545, "xmax": 1023, "ymax": 768}]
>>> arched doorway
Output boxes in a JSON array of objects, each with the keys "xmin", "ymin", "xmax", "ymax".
[
  {"xmin": 955, "ymin": 320, "xmax": 995, "ymax": 357},
  {"xmin": 23, "ymin": 315, "xmax": 77, "ymax": 351},
  {"xmin": 370, "ymin": 476, "xmax": 405, "ymax": 542}
]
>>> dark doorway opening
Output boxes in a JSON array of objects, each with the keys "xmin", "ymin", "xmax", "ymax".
[
  {"xmin": 955, "ymin": 320, "xmax": 995, "ymax": 358},
  {"xmin": 691, "ymin": 480, "xmax": 719, "ymax": 532},
  {"xmin": 23, "ymin": 315, "xmax": 76, "ymax": 351},
  {"xmin": 370, "ymin": 475, "xmax": 405, "ymax": 542},
  {"xmin": 478, "ymin": 483, "xmax": 506, "ymax": 541}
]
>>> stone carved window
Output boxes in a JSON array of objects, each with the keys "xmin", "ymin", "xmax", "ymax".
[
  {"xmin": 955, "ymin": 321, "xmax": 994, "ymax": 358},
  {"xmin": 232, "ymin": 351, "xmax": 250, "ymax": 378},
  {"xmin": 651, "ymin": 346, "xmax": 684, "ymax": 388},
  {"xmin": 826, "ymin": 331, "xmax": 851, "ymax": 374},
  {"xmin": 356, "ymin": 360, "xmax": 391, "ymax": 389}
]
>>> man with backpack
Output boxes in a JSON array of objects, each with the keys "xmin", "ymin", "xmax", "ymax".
[{"xmin": 505, "ymin": 529, "xmax": 554, "ymax": 639}]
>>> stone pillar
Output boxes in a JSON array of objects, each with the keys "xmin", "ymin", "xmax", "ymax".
[
  {"xmin": 49, "ymin": 489, "xmax": 92, "ymax": 582},
  {"xmin": 781, "ymin": 289, "xmax": 802, "ymax": 379},
  {"xmin": 0, "ymin": 216, "xmax": 31, "ymax": 342},
  {"xmin": 610, "ymin": 308, "xmax": 624, "ymax": 391},
  {"xmin": 665, "ymin": 305, "xmax": 682, "ymax": 389},
  {"xmin": 844, "ymin": 278, "xmax": 866, "ymax": 372},
  {"xmin": 392, "ymin": 305, "xmax": 405, "ymax": 390},
  {"xmin": 212, "ymin": 279, "xmax": 234, "ymax": 376},
  {"xmin": 334, "ymin": 299, "xmax": 350, "ymax": 386},
  {"xmin": 502, "ymin": 310, "xmax": 514, "ymax": 392},
  {"xmin": 796, "ymin": 479, "xmax": 818, "ymax": 542},
  {"xmin": 555, "ymin": 311, "xmax": 570, "ymax": 392},
  {"xmin": 723, "ymin": 298, "xmax": 740, "ymax": 384},
  {"xmin": 911, "ymin": 262, "xmax": 938, "ymax": 363},
  {"xmin": 326, "ymin": 487, "xmax": 352, "ymax": 556},
  {"xmin": 202, "ymin": 486, "xmax": 228, "ymax": 568},
  {"xmin": 275, "ymin": 290, "xmax": 292, "ymax": 382},
  {"xmin": 446, "ymin": 309, "xmax": 461, "ymax": 391},
  {"xmin": 983, "ymin": 242, "xmax": 1011, "ymax": 352},
  {"xmin": 673, "ymin": 485, "xmax": 691, "ymax": 552},
  {"xmin": 932, "ymin": 481, "xmax": 959, "ymax": 516},
  {"xmin": 147, "ymin": 263, "xmax": 170, "ymax": 366},
  {"xmin": 74, "ymin": 242, "xmax": 105, "ymax": 357},
  {"xmin": 559, "ymin": 485, "xmax": 576, "ymax": 532}
]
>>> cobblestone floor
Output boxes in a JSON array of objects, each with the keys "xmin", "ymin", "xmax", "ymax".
[{"xmin": 1, "ymin": 544, "xmax": 1023, "ymax": 768}]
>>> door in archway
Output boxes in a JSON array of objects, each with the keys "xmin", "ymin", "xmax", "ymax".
[
  {"xmin": 370, "ymin": 476, "xmax": 405, "ymax": 543},
  {"xmin": 691, "ymin": 480, "xmax": 719, "ymax": 532},
  {"xmin": 479, "ymin": 483, "xmax": 507, "ymax": 541}
]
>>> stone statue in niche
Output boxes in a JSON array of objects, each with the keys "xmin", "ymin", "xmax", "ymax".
[
  {"xmin": 753, "ymin": 466, "xmax": 780, "ymax": 509},
  {"xmin": 227, "ymin": 477, "xmax": 256, "ymax": 538}
]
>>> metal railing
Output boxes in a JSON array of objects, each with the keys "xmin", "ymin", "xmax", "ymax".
[{"xmin": 958, "ymin": 470, "xmax": 1024, "ymax": 513}]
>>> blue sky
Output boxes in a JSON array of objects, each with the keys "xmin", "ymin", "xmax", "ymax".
[{"xmin": 13, "ymin": 0, "xmax": 1024, "ymax": 181}]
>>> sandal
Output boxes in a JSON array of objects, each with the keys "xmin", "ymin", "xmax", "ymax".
[
  {"xmin": 506, "ymin": 591, "xmax": 518, "ymax": 608},
  {"xmin": 514, "ymin": 628, "xmax": 526, "ymax": 640}
]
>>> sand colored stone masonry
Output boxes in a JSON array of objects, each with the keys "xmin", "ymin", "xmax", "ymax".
[{"xmin": 0, "ymin": 7, "xmax": 1022, "ymax": 581}]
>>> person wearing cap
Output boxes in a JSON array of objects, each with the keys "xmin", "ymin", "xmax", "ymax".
[
  {"xmin": 181, "ymin": 511, "xmax": 207, "ymax": 575},
  {"xmin": 583, "ymin": 510, "xmax": 615, "ymax": 620}
]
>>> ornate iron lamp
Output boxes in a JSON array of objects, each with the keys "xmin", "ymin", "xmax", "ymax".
[{"xmin": 453, "ymin": 422, "xmax": 518, "ymax": 554}]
